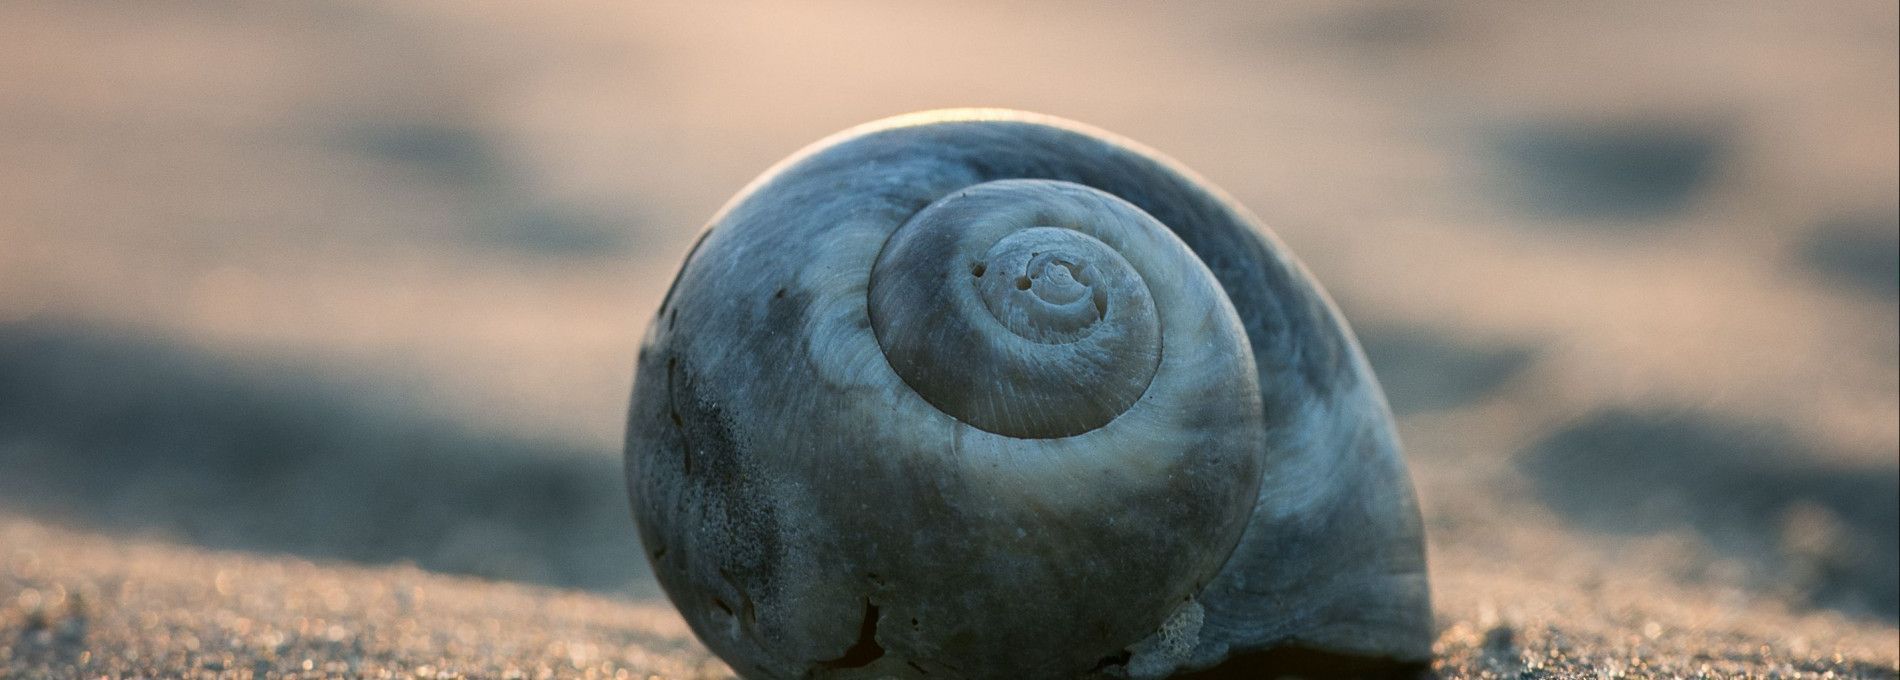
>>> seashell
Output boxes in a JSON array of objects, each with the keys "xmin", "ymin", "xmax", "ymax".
[{"xmin": 624, "ymin": 110, "xmax": 1431, "ymax": 679}]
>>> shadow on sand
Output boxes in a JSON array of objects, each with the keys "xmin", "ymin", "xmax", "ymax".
[
  {"xmin": 1354, "ymin": 323, "xmax": 1536, "ymax": 416},
  {"xmin": 0, "ymin": 320, "xmax": 649, "ymax": 594},
  {"xmin": 1491, "ymin": 118, "xmax": 1728, "ymax": 223},
  {"xmin": 1799, "ymin": 212, "xmax": 1900, "ymax": 302},
  {"xmin": 1521, "ymin": 409, "xmax": 1899, "ymax": 622}
]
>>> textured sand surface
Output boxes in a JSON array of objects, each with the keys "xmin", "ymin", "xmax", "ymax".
[
  {"xmin": 0, "ymin": 1, "xmax": 1895, "ymax": 678},
  {"xmin": 1, "ymin": 521, "xmax": 721, "ymax": 679},
  {"xmin": 3, "ymin": 519, "xmax": 1895, "ymax": 678}
]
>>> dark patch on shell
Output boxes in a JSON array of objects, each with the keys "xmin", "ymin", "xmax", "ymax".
[
  {"xmin": 812, "ymin": 600, "xmax": 885, "ymax": 671},
  {"xmin": 666, "ymin": 352, "xmax": 786, "ymax": 632}
]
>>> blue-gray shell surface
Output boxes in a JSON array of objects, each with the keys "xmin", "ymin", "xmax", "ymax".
[{"xmin": 625, "ymin": 110, "xmax": 1430, "ymax": 679}]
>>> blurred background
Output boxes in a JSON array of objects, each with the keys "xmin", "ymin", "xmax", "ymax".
[{"xmin": 0, "ymin": 0, "xmax": 1894, "ymax": 658}]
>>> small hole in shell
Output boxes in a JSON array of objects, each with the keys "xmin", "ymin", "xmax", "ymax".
[
  {"xmin": 815, "ymin": 601, "xmax": 885, "ymax": 670},
  {"xmin": 1088, "ymin": 650, "xmax": 1133, "ymax": 674},
  {"xmin": 1015, "ymin": 276, "xmax": 1031, "ymax": 290},
  {"xmin": 970, "ymin": 262, "xmax": 986, "ymax": 278}
]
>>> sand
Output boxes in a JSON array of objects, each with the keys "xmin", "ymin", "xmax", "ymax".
[{"xmin": 3, "ymin": 518, "xmax": 1894, "ymax": 678}]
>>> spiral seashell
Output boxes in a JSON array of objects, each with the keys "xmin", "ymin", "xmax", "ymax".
[{"xmin": 625, "ymin": 110, "xmax": 1430, "ymax": 679}]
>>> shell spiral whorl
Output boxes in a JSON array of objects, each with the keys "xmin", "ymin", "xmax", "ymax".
[
  {"xmin": 626, "ymin": 110, "xmax": 1433, "ymax": 680},
  {"xmin": 870, "ymin": 180, "xmax": 1171, "ymax": 439}
]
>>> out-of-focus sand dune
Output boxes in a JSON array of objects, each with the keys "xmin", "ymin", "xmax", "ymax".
[{"xmin": 0, "ymin": 1, "xmax": 1895, "ymax": 677}]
